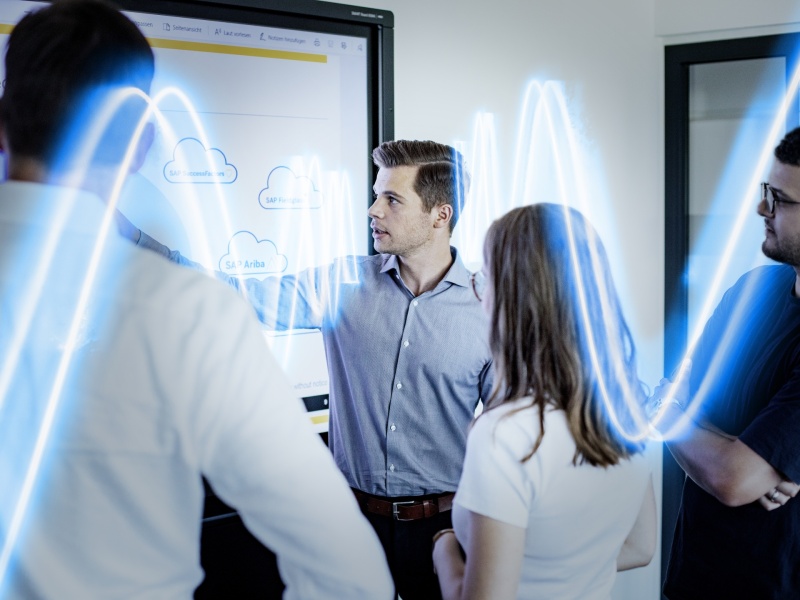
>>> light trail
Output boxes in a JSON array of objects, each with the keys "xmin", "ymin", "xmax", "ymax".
[
  {"xmin": 652, "ymin": 47, "xmax": 800, "ymax": 441},
  {"xmin": 460, "ymin": 73, "xmax": 800, "ymax": 443},
  {"xmin": 0, "ymin": 197, "xmax": 76, "ymax": 417},
  {"xmin": 536, "ymin": 83, "xmax": 650, "ymax": 442},
  {"xmin": 147, "ymin": 87, "xmax": 241, "ymax": 289},
  {"xmin": 0, "ymin": 86, "xmax": 156, "ymax": 588},
  {"xmin": 454, "ymin": 113, "xmax": 501, "ymax": 267},
  {"xmin": 459, "ymin": 79, "xmax": 653, "ymax": 441},
  {"xmin": 143, "ymin": 91, "xmax": 363, "ymax": 327}
]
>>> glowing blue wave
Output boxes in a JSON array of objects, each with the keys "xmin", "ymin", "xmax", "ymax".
[
  {"xmin": 457, "ymin": 69, "xmax": 800, "ymax": 443},
  {"xmin": 653, "ymin": 51, "xmax": 800, "ymax": 441},
  {"xmin": 0, "ymin": 81, "xmax": 366, "ymax": 583},
  {"xmin": 456, "ymin": 81, "xmax": 650, "ymax": 442},
  {"xmin": 0, "ymin": 86, "xmax": 155, "ymax": 588}
]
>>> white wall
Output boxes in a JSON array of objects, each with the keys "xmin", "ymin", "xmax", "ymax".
[{"xmin": 656, "ymin": 0, "xmax": 800, "ymax": 37}]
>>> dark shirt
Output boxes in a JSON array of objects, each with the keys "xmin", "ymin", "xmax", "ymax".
[{"xmin": 665, "ymin": 265, "xmax": 800, "ymax": 599}]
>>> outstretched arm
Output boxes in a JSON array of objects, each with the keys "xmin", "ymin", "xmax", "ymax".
[
  {"xmin": 117, "ymin": 213, "xmax": 323, "ymax": 329},
  {"xmin": 114, "ymin": 208, "xmax": 142, "ymax": 245}
]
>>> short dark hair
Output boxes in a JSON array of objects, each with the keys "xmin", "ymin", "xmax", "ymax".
[
  {"xmin": 775, "ymin": 127, "xmax": 800, "ymax": 167},
  {"xmin": 372, "ymin": 140, "xmax": 469, "ymax": 232},
  {"xmin": 0, "ymin": 0, "xmax": 154, "ymax": 167}
]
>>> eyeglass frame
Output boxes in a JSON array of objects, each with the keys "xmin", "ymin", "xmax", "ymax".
[
  {"xmin": 762, "ymin": 182, "xmax": 800, "ymax": 215},
  {"xmin": 470, "ymin": 270, "xmax": 486, "ymax": 302}
]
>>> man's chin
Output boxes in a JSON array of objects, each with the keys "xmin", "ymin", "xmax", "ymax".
[
  {"xmin": 762, "ymin": 240, "xmax": 778, "ymax": 261},
  {"xmin": 762, "ymin": 241, "xmax": 800, "ymax": 266}
]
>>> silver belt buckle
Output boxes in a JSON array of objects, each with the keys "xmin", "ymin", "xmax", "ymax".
[{"xmin": 392, "ymin": 500, "xmax": 417, "ymax": 521}]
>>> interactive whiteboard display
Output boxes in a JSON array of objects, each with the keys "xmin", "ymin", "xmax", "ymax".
[{"xmin": 0, "ymin": 0, "xmax": 389, "ymax": 431}]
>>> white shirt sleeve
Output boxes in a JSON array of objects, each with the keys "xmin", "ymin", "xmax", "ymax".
[
  {"xmin": 454, "ymin": 404, "xmax": 539, "ymax": 529},
  {"xmin": 173, "ymin": 283, "xmax": 393, "ymax": 600}
]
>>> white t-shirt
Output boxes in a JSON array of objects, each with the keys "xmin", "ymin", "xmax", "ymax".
[
  {"xmin": 454, "ymin": 397, "xmax": 650, "ymax": 600},
  {"xmin": 0, "ymin": 181, "xmax": 392, "ymax": 600}
]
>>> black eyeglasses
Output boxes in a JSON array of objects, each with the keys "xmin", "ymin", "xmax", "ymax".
[
  {"xmin": 762, "ymin": 182, "xmax": 800, "ymax": 215},
  {"xmin": 470, "ymin": 271, "xmax": 486, "ymax": 302}
]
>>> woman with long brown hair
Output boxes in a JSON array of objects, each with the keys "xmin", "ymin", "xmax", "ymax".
[{"xmin": 433, "ymin": 203, "xmax": 656, "ymax": 599}]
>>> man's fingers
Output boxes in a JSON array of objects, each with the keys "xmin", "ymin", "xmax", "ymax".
[
  {"xmin": 777, "ymin": 480, "xmax": 800, "ymax": 498},
  {"xmin": 758, "ymin": 496, "xmax": 781, "ymax": 511}
]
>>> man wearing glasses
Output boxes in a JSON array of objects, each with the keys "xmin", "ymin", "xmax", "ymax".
[
  {"xmin": 655, "ymin": 127, "xmax": 800, "ymax": 598},
  {"xmin": 127, "ymin": 139, "xmax": 493, "ymax": 600}
]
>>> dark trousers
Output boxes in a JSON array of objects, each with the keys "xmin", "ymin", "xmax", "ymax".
[{"xmin": 364, "ymin": 505, "xmax": 452, "ymax": 600}]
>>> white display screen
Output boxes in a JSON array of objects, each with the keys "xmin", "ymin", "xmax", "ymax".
[{"xmin": 0, "ymin": 1, "xmax": 377, "ymax": 430}]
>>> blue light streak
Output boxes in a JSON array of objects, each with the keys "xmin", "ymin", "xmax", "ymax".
[
  {"xmin": 458, "ymin": 71, "xmax": 800, "ymax": 443},
  {"xmin": 3, "ymin": 83, "xmax": 352, "ymax": 587},
  {"xmin": 6, "ymin": 56, "xmax": 794, "ymax": 590},
  {"xmin": 653, "ymin": 50, "xmax": 800, "ymax": 441},
  {"xmin": 455, "ymin": 80, "xmax": 651, "ymax": 441},
  {"xmin": 147, "ymin": 87, "xmax": 240, "ymax": 281},
  {"xmin": 535, "ymin": 83, "xmax": 651, "ymax": 442},
  {"xmin": 0, "ymin": 86, "xmax": 156, "ymax": 588},
  {"xmin": 453, "ymin": 113, "xmax": 500, "ymax": 267}
]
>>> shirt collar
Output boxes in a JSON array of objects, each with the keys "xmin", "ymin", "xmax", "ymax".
[
  {"xmin": 379, "ymin": 246, "xmax": 471, "ymax": 288},
  {"xmin": 0, "ymin": 180, "xmax": 111, "ymax": 237}
]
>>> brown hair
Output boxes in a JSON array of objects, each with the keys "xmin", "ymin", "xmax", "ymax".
[
  {"xmin": 483, "ymin": 203, "xmax": 646, "ymax": 467},
  {"xmin": 372, "ymin": 140, "xmax": 469, "ymax": 232}
]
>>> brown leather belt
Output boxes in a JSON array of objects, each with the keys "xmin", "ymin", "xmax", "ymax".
[{"xmin": 352, "ymin": 489, "xmax": 454, "ymax": 521}]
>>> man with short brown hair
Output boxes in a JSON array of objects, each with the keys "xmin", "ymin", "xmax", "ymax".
[{"xmin": 133, "ymin": 139, "xmax": 493, "ymax": 598}]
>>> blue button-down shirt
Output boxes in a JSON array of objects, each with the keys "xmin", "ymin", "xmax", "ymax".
[{"xmin": 139, "ymin": 233, "xmax": 493, "ymax": 496}]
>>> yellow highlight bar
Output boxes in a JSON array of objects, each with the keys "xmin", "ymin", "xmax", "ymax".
[
  {"xmin": 0, "ymin": 25, "xmax": 325, "ymax": 63},
  {"xmin": 147, "ymin": 37, "xmax": 326, "ymax": 63},
  {"xmin": 310, "ymin": 414, "xmax": 330, "ymax": 425}
]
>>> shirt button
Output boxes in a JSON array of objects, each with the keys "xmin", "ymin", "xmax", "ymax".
[
  {"xmin": 396, "ymin": 382, "xmax": 402, "ymax": 389},
  {"xmin": 412, "ymin": 300, "xmax": 419, "ymax": 307},
  {"xmin": 390, "ymin": 424, "xmax": 396, "ymax": 431},
  {"xmin": 389, "ymin": 464, "xmax": 395, "ymax": 472},
  {"xmin": 403, "ymin": 340, "xmax": 410, "ymax": 347}
]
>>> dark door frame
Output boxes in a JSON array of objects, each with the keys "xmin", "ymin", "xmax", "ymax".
[{"xmin": 662, "ymin": 32, "xmax": 800, "ymax": 598}]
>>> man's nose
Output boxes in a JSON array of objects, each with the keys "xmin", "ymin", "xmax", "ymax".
[
  {"xmin": 368, "ymin": 197, "xmax": 383, "ymax": 218},
  {"xmin": 756, "ymin": 197, "xmax": 771, "ymax": 218}
]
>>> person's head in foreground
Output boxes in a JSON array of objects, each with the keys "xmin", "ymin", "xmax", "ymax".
[{"xmin": 0, "ymin": 0, "xmax": 154, "ymax": 183}]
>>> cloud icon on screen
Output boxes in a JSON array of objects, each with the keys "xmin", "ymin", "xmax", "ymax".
[
  {"xmin": 258, "ymin": 166, "xmax": 323, "ymax": 209},
  {"xmin": 164, "ymin": 138, "xmax": 238, "ymax": 184},
  {"xmin": 218, "ymin": 231, "xmax": 288, "ymax": 276}
]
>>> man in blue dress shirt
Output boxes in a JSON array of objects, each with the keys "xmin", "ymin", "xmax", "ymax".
[{"xmin": 130, "ymin": 139, "xmax": 494, "ymax": 599}]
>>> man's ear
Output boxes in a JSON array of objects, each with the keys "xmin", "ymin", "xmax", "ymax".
[
  {"xmin": 129, "ymin": 121, "xmax": 154, "ymax": 174},
  {"xmin": 433, "ymin": 203, "xmax": 453, "ymax": 229}
]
